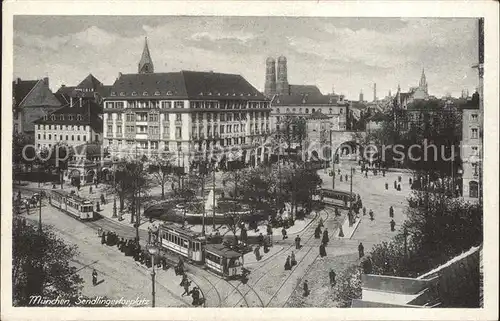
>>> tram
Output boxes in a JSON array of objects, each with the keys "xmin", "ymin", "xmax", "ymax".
[
  {"xmin": 158, "ymin": 223, "xmax": 206, "ymax": 264},
  {"xmin": 204, "ymin": 244, "xmax": 243, "ymax": 278},
  {"xmin": 50, "ymin": 190, "xmax": 95, "ymax": 221},
  {"xmin": 319, "ymin": 188, "xmax": 354, "ymax": 207},
  {"xmin": 157, "ymin": 223, "xmax": 246, "ymax": 278}
]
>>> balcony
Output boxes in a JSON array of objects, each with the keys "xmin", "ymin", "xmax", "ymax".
[
  {"xmin": 115, "ymin": 132, "xmax": 123, "ymax": 138},
  {"xmin": 175, "ymin": 120, "xmax": 183, "ymax": 126}
]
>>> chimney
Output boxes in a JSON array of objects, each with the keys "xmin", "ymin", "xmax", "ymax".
[
  {"xmin": 43, "ymin": 77, "xmax": 49, "ymax": 87},
  {"xmin": 373, "ymin": 83, "xmax": 377, "ymax": 102},
  {"xmin": 79, "ymin": 97, "xmax": 83, "ymax": 108},
  {"xmin": 70, "ymin": 96, "xmax": 73, "ymax": 108},
  {"xmin": 118, "ymin": 72, "xmax": 122, "ymax": 79}
]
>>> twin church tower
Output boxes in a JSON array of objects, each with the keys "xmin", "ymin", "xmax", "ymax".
[{"xmin": 264, "ymin": 56, "xmax": 289, "ymax": 97}]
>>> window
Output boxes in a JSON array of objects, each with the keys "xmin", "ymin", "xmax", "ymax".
[
  {"xmin": 83, "ymin": 135, "xmax": 86, "ymax": 141},
  {"xmin": 220, "ymin": 126, "xmax": 225, "ymax": 134},
  {"xmin": 117, "ymin": 125, "xmax": 122, "ymax": 133},
  {"xmin": 176, "ymin": 127, "xmax": 182, "ymax": 139},
  {"xmin": 151, "ymin": 141, "xmax": 158, "ymax": 149},
  {"xmin": 340, "ymin": 108, "xmax": 343, "ymax": 114},
  {"xmin": 60, "ymin": 135, "xmax": 62, "ymax": 140},
  {"xmin": 48, "ymin": 134, "xmax": 52, "ymax": 140},
  {"xmin": 292, "ymin": 108, "xmax": 296, "ymax": 113},
  {"xmin": 286, "ymin": 108, "xmax": 290, "ymax": 113},
  {"xmin": 51, "ymin": 115, "xmax": 55, "ymax": 120},
  {"xmin": 329, "ymin": 108, "xmax": 332, "ymax": 114},
  {"xmin": 106, "ymin": 102, "xmax": 115, "ymax": 109},
  {"xmin": 471, "ymin": 114, "xmax": 478, "ymax": 121},
  {"xmin": 469, "ymin": 181, "xmax": 479, "ymax": 198},
  {"xmin": 227, "ymin": 125, "xmax": 231, "ymax": 133},
  {"xmin": 77, "ymin": 135, "xmax": 80, "ymax": 141},
  {"xmin": 108, "ymin": 125, "xmax": 113, "ymax": 134},
  {"xmin": 174, "ymin": 101, "xmax": 184, "ymax": 109},
  {"xmin": 116, "ymin": 114, "xmax": 122, "ymax": 120},
  {"xmin": 176, "ymin": 114, "xmax": 182, "ymax": 122},
  {"xmin": 43, "ymin": 134, "xmax": 46, "ymax": 139},
  {"xmin": 66, "ymin": 135, "xmax": 68, "ymax": 140},
  {"xmin": 276, "ymin": 108, "xmax": 280, "ymax": 114},
  {"xmin": 71, "ymin": 135, "xmax": 74, "ymax": 141},
  {"xmin": 207, "ymin": 113, "xmax": 212, "ymax": 121},
  {"xmin": 38, "ymin": 134, "xmax": 41, "ymax": 139},
  {"xmin": 471, "ymin": 128, "xmax": 478, "ymax": 139},
  {"xmin": 149, "ymin": 113, "xmax": 159, "ymax": 122},
  {"xmin": 49, "ymin": 125, "xmax": 52, "ymax": 130},
  {"xmin": 220, "ymin": 113, "xmax": 226, "ymax": 121}
]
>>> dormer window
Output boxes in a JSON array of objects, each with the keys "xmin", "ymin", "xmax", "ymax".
[
  {"xmin": 77, "ymin": 115, "xmax": 83, "ymax": 121},
  {"xmin": 233, "ymin": 93, "xmax": 236, "ymax": 96},
  {"xmin": 248, "ymin": 93, "xmax": 251, "ymax": 96},
  {"xmin": 44, "ymin": 115, "xmax": 48, "ymax": 120},
  {"xmin": 208, "ymin": 92, "xmax": 212, "ymax": 96},
  {"xmin": 217, "ymin": 93, "xmax": 221, "ymax": 96},
  {"xmin": 119, "ymin": 92, "xmax": 125, "ymax": 96},
  {"xmin": 167, "ymin": 91, "xmax": 173, "ymax": 96},
  {"xmin": 51, "ymin": 115, "xmax": 55, "ymax": 120},
  {"xmin": 111, "ymin": 92, "xmax": 117, "ymax": 96},
  {"xmin": 240, "ymin": 93, "xmax": 244, "ymax": 96},
  {"xmin": 60, "ymin": 115, "xmax": 64, "ymax": 120},
  {"xmin": 226, "ymin": 93, "xmax": 229, "ymax": 96},
  {"xmin": 131, "ymin": 92, "xmax": 137, "ymax": 96},
  {"xmin": 143, "ymin": 91, "xmax": 148, "ymax": 96},
  {"xmin": 154, "ymin": 91, "xmax": 160, "ymax": 96}
]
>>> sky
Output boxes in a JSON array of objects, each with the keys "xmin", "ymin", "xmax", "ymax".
[{"xmin": 13, "ymin": 16, "xmax": 480, "ymax": 100}]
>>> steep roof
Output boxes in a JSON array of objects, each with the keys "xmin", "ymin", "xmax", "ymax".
[
  {"xmin": 33, "ymin": 99, "xmax": 103, "ymax": 133},
  {"xmin": 368, "ymin": 111, "xmax": 388, "ymax": 122},
  {"xmin": 138, "ymin": 37, "xmax": 154, "ymax": 73},
  {"xmin": 288, "ymin": 84, "xmax": 322, "ymax": 96},
  {"xmin": 77, "ymin": 74, "xmax": 103, "ymax": 89},
  {"xmin": 108, "ymin": 71, "xmax": 266, "ymax": 101},
  {"xmin": 56, "ymin": 74, "xmax": 110, "ymax": 99},
  {"xmin": 12, "ymin": 79, "xmax": 39, "ymax": 108},
  {"xmin": 272, "ymin": 93, "xmax": 343, "ymax": 106}
]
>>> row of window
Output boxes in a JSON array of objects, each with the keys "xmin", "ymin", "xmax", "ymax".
[
  {"xmin": 161, "ymin": 232, "xmax": 202, "ymax": 251},
  {"xmin": 106, "ymin": 101, "xmax": 185, "ymax": 109},
  {"xmin": 37, "ymin": 124, "xmax": 88, "ymax": 131},
  {"xmin": 275, "ymin": 107, "xmax": 344, "ymax": 115},
  {"xmin": 38, "ymin": 133, "xmax": 87, "ymax": 142},
  {"xmin": 106, "ymin": 100, "xmax": 268, "ymax": 110},
  {"xmin": 43, "ymin": 114, "xmax": 83, "ymax": 121}
]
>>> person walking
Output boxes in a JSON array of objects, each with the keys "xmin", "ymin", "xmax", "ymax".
[
  {"xmin": 322, "ymin": 228, "xmax": 329, "ymax": 245},
  {"xmin": 329, "ymin": 269, "xmax": 336, "ymax": 287},
  {"xmin": 92, "ymin": 269, "xmax": 98, "ymax": 286},
  {"xmin": 319, "ymin": 243, "xmax": 327, "ymax": 257},
  {"xmin": 358, "ymin": 242, "xmax": 365, "ymax": 259},
  {"xmin": 254, "ymin": 245, "xmax": 261, "ymax": 261},
  {"xmin": 182, "ymin": 280, "xmax": 192, "ymax": 296},
  {"xmin": 389, "ymin": 206, "xmax": 394, "ymax": 218},
  {"xmin": 291, "ymin": 251, "xmax": 297, "ymax": 266},
  {"xmin": 284, "ymin": 255, "xmax": 292, "ymax": 270},
  {"xmin": 390, "ymin": 219, "xmax": 396, "ymax": 231},
  {"xmin": 180, "ymin": 273, "xmax": 188, "ymax": 287},
  {"xmin": 295, "ymin": 235, "xmax": 301, "ymax": 250},
  {"xmin": 303, "ymin": 280, "xmax": 310, "ymax": 297},
  {"xmin": 241, "ymin": 226, "xmax": 248, "ymax": 246},
  {"xmin": 189, "ymin": 287, "xmax": 201, "ymax": 306},
  {"xmin": 258, "ymin": 233, "xmax": 264, "ymax": 246},
  {"xmin": 282, "ymin": 227, "xmax": 288, "ymax": 240},
  {"xmin": 369, "ymin": 209, "xmax": 374, "ymax": 221},
  {"xmin": 314, "ymin": 225, "xmax": 321, "ymax": 239}
]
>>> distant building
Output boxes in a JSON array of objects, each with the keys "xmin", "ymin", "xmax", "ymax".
[
  {"xmin": 304, "ymin": 111, "xmax": 332, "ymax": 160},
  {"xmin": 55, "ymin": 73, "xmax": 112, "ymax": 111},
  {"xmin": 102, "ymin": 38, "xmax": 271, "ymax": 169},
  {"xmin": 366, "ymin": 111, "xmax": 388, "ymax": 132},
  {"xmin": 460, "ymin": 92, "xmax": 481, "ymax": 199},
  {"xmin": 12, "ymin": 77, "xmax": 62, "ymax": 138},
  {"xmin": 33, "ymin": 98, "xmax": 103, "ymax": 150}
]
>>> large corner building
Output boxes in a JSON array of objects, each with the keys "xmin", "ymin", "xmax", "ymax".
[{"xmin": 103, "ymin": 38, "xmax": 271, "ymax": 169}]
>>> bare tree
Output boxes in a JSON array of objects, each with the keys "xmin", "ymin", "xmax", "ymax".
[{"xmin": 148, "ymin": 153, "xmax": 174, "ymax": 199}]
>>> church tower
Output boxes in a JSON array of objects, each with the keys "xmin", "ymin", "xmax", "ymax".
[
  {"xmin": 419, "ymin": 68, "xmax": 428, "ymax": 94},
  {"xmin": 359, "ymin": 89, "xmax": 364, "ymax": 102},
  {"xmin": 276, "ymin": 56, "xmax": 289, "ymax": 95},
  {"xmin": 264, "ymin": 57, "xmax": 276, "ymax": 97},
  {"xmin": 138, "ymin": 37, "xmax": 154, "ymax": 74}
]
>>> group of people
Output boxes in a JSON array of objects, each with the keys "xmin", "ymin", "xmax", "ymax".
[
  {"xmin": 313, "ymin": 218, "xmax": 329, "ymax": 258},
  {"xmin": 179, "ymin": 272, "xmax": 203, "ymax": 306}
]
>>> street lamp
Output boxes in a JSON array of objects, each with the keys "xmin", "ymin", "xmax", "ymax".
[{"xmin": 147, "ymin": 244, "xmax": 159, "ymax": 308}]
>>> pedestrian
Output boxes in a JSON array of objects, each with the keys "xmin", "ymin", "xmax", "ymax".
[
  {"xmin": 97, "ymin": 227, "xmax": 103, "ymax": 237},
  {"xmin": 314, "ymin": 225, "xmax": 321, "ymax": 239},
  {"xmin": 340, "ymin": 175, "xmax": 343, "ymax": 182},
  {"xmin": 345, "ymin": 174, "xmax": 348, "ymax": 181},
  {"xmin": 394, "ymin": 180, "xmax": 397, "ymax": 189},
  {"xmin": 92, "ymin": 269, "xmax": 98, "ymax": 286},
  {"xmin": 180, "ymin": 273, "xmax": 188, "ymax": 287},
  {"xmin": 295, "ymin": 235, "xmax": 301, "ymax": 250},
  {"xmin": 303, "ymin": 280, "xmax": 309, "ymax": 297},
  {"xmin": 101, "ymin": 231, "xmax": 106, "ymax": 245},
  {"xmin": 338, "ymin": 169, "xmax": 341, "ymax": 175},
  {"xmin": 322, "ymin": 228, "xmax": 329, "ymax": 245},
  {"xmin": 385, "ymin": 182, "xmax": 388, "ymax": 190},
  {"xmin": 319, "ymin": 243, "xmax": 327, "ymax": 257},
  {"xmin": 284, "ymin": 255, "xmax": 291, "ymax": 270},
  {"xmin": 389, "ymin": 206, "xmax": 394, "ymax": 218},
  {"xmin": 390, "ymin": 219, "xmax": 396, "ymax": 231},
  {"xmin": 365, "ymin": 171, "xmax": 368, "ymax": 178},
  {"xmin": 282, "ymin": 227, "xmax": 287, "ymax": 240},
  {"xmin": 182, "ymin": 280, "xmax": 192, "ymax": 296},
  {"xmin": 241, "ymin": 226, "xmax": 248, "ymax": 245},
  {"xmin": 318, "ymin": 217, "xmax": 324, "ymax": 227},
  {"xmin": 189, "ymin": 287, "xmax": 200, "ymax": 306},
  {"xmin": 397, "ymin": 184, "xmax": 401, "ymax": 191},
  {"xmin": 409, "ymin": 177, "xmax": 413, "ymax": 185},
  {"xmin": 258, "ymin": 233, "xmax": 264, "ymax": 246},
  {"xmin": 254, "ymin": 245, "xmax": 261, "ymax": 261},
  {"xmin": 291, "ymin": 251, "xmax": 297, "ymax": 266},
  {"xmin": 358, "ymin": 242, "xmax": 364, "ymax": 259},
  {"xmin": 369, "ymin": 209, "xmax": 374, "ymax": 221},
  {"xmin": 329, "ymin": 269, "xmax": 336, "ymax": 287},
  {"xmin": 335, "ymin": 208, "xmax": 340, "ymax": 216}
]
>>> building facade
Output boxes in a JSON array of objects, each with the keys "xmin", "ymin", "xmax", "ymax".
[
  {"xmin": 304, "ymin": 111, "xmax": 333, "ymax": 160},
  {"xmin": 102, "ymin": 39, "xmax": 271, "ymax": 169},
  {"xmin": 12, "ymin": 77, "xmax": 62, "ymax": 138},
  {"xmin": 34, "ymin": 98, "xmax": 103, "ymax": 150},
  {"xmin": 460, "ymin": 93, "xmax": 481, "ymax": 199}
]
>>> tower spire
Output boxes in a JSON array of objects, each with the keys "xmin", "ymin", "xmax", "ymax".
[
  {"xmin": 138, "ymin": 37, "xmax": 154, "ymax": 74},
  {"xmin": 419, "ymin": 67, "xmax": 428, "ymax": 93}
]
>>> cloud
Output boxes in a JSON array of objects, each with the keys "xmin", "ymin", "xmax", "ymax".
[{"xmin": 190, "ymin": 30, "xmax": 256, "ymax": 43}]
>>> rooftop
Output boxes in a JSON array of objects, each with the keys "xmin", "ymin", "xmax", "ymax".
[
  {"xmin": 272, "ymin": 93, "xmax": 345, "ymax": 106},
  {"xmin": 12, "ymin": 79, "xmax": 39, "ymax": 108},
  {"xmin": 107, "ymin": 71, "xmax": 266, "ymax": 101}
]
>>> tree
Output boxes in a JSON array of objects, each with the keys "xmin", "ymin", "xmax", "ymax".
[
  {"xmin": 275, "ymin": 116, "xmax": 307, "ymax": 156},
  {"xmin": 332, "ymin": 264, "xmax": 363, "ymax": 307},
  {"xmin": 148, "ymin": 154, "xmax": 173, "ymax": 199},
  {"xmin": 49, "ymin": 143, "xmax": 71, "ymax": 189},
  {"xmin": 12, "ymin": 218, "xmax": 83, "ymax": 306}
]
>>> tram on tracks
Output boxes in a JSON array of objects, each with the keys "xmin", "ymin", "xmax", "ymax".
[
  {"xmin": 204, "ymin": 244, "xmax": 243, "ymax": 279},
  {"xmin": 319, "ymin": 188, "xmax": 355, "ymax": 207},
  {"xmin": 49, "ymin": 190, "xmax": 95, "ymax": 221},
  {"xmin": 158, "ymin": 223, "xmax": 246, "ymax": 278}
]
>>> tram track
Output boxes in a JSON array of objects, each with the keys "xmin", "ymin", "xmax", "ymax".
[{"xmin": 229, "ymin": 208, "xmax": 332, "ymax": 307}]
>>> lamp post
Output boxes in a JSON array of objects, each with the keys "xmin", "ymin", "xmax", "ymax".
[{"xmin": 147, "ymin": 244, "xmax": 159, "ymax": 308}]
